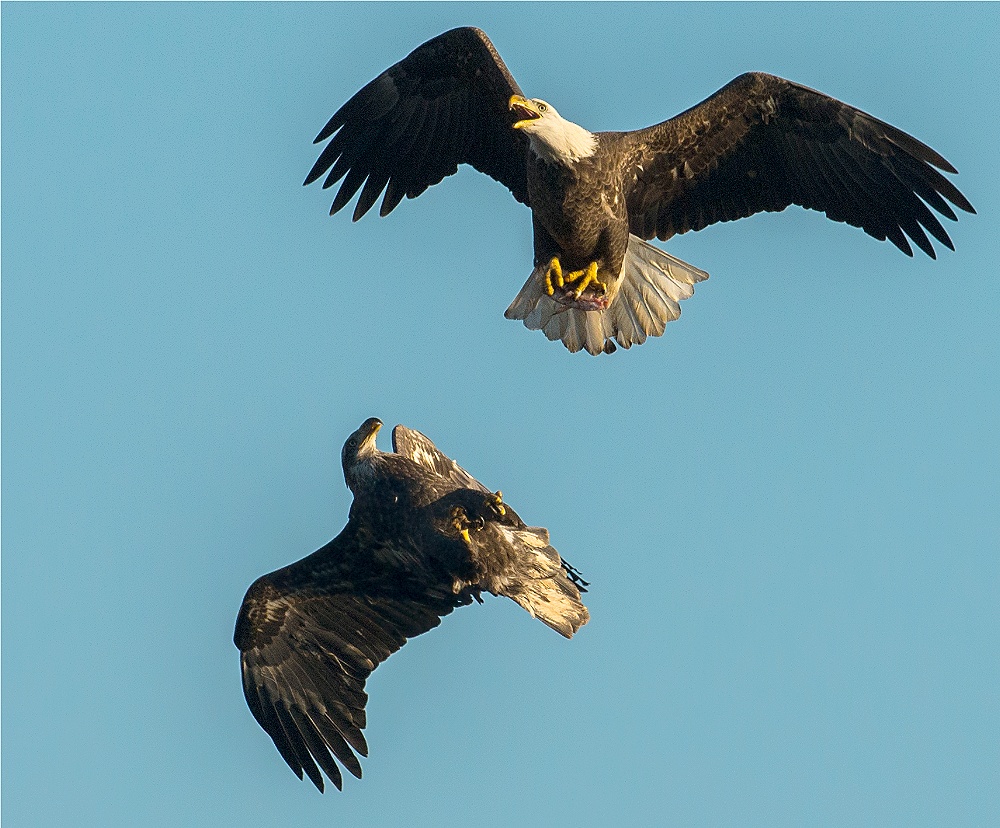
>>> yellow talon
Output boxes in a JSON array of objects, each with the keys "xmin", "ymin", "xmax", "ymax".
[
  {"xmin": 488, "ymin": 491, "xmax": 506, "ymax": 516},
  {"xmin": 566, "ymin": 262, "xmax": 605, "ymax": 298},
  {"xmin": 451, "ymin": 504, "xmax": 485, "ymax": 546},
  {"xmin": 546, "ymin": 258, "xmax": 607, "ymax": 298},
  {"xmin": 450, "ymin": 505, "xmax": 472, "ymax": 546},
  {"xmin": 544, "ymin": 257, "xmax": 563, "ymax": 296}
]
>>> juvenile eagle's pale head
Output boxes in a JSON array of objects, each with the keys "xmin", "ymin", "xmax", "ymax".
[{"xmin": 509, "ymin": 95, "xmax": 597, "ymax": 166}]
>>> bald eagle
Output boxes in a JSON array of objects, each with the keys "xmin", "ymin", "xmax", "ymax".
[
  {"xmin": 234, "ymin": 418, "xmax": 589, "ymax": 791},
  {"xmin": 305, "ymin": 27, "xmax": 974, "ymax": 355}
]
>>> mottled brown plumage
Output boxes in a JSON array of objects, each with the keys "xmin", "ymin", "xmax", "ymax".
[
  {"xmin": 305, "ymin": 27, "xmax": 973, "ymax": 354},
  {"xmin": 235, "ymin": 418, "xmax": 588, "ymax": 791}
]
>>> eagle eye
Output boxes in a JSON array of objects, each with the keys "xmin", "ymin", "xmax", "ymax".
[{"xmin": 538, "ymin": 103, "xmax": 547, "ymax": 112}]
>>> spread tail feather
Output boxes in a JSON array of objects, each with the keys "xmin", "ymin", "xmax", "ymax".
[
  {"xmin": 504, "ymin": 235, "xmax": 709, "ymax": 355},
  {"xmin": 494, "ymin": 525, "xmax": 590, "ymax": 638}
]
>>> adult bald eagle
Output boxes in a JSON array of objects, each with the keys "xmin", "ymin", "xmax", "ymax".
[
  {"xmin": 234, "ymin": 418, "xmax": 589, "ymax": 791},
  {"xmin": 305, "ymin": 27, "xmax": 974, "ymax": 355}
]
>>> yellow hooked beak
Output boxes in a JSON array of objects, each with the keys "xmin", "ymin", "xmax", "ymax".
[
  {"xmin": 509, "ymin": 95, "xmax": 542, "ymax": 129},
  {"xmin": 358, "ymin": 417, "xmax": 382, "ymax": 450}
]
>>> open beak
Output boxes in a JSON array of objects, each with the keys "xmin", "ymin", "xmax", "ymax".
[{"xmin": 509, "ymin": 95, "xmax": 541, "ymax": 129}]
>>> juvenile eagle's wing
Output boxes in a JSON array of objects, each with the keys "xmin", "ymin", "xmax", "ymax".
[
  {"xmin": 624, "ymin": 72, "xmax": 974, "ymax": 257},
  {"xmin": 305, "ymin": 27, "xmax": 529, "ymax": 220},
  {"xmin": 234, "ymin": 528, "xmax": 465, "ymax": 792},
  {"xmin": 391, "ymin": 424, "xmax": 490, "ymax": 493},
  {"xmin": 392, "ymin": 424, "xmax": 589, "ymax": 637}
]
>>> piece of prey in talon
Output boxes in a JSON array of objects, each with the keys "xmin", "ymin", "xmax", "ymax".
[
  {"xmin": 234, "ymin": 418, "xmax": 589, "ymax": 792},
  {"xmin": 305, "ymin": 27, "xmax": 974, "ymax": 355}
]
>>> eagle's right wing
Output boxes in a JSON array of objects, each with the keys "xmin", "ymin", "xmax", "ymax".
[
  {"xmin": 392, "ymin": 425, "xmax": 590, "ymax": 639},
  {"xmin": 234, "ymin": 529, "xmax": 465, "ymax": 792},
  {"xmin": 391, "ymin": 424, "xmax": 489, "ymax": 493},
  {"xmin": 305, "ymin": 27, "xmax": 529, "ymax": 219}
]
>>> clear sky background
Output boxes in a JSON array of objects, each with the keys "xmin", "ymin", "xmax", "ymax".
[{"xmin": 3, "ymin": 3, "xmax": 998, "ymax": 826}]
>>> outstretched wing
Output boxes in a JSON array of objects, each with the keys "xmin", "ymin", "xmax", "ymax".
[
  {"xmin": 305, "ymin": 27, "xmax": 529, "ymax": 220},
  {"xmin": 624, "ymin": 72, "xmax": 974, "ymax": 257},
  {"xmin": 391, "ymin": 424, "xmax": 489, "ymax": 493},
  {"xmin": 234, "ymin": 529, "xmax": 464, "ymax": 792}
]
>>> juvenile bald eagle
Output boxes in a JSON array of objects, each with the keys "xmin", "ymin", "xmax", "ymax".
[
  {"xmin": 234, "ymin": 418, "xmax": 589, "ymax": 791},
  {"xmin": 305, "ymin": 27, "xmax": 974, "ymax": 355}
]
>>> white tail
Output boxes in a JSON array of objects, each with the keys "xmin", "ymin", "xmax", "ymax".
[{"xmin": 505, "ymin": 235, "xmax": 709, "ymax": 355}]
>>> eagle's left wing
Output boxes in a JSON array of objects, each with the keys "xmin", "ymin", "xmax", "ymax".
[
  {"xmin": 234, "ymin": 529, "xmax": 465, "ymax": 792},
  {"xmin": 623, "ymin": 72, "xmax": 974, "ymax": 257}
]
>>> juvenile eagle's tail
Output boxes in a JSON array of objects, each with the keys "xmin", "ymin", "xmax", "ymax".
[
  {"xmin": 492, "ymin": 525, "xmax": 590, "ymax": 639},
  {"xmin": 504, "ymin": 235, "xmax": 709, "ymax": 355}
]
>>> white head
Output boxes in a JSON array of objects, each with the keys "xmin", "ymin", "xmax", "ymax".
[{"xmin": 509, "ymin": 95, "xmax": 597, "ymax": 166}]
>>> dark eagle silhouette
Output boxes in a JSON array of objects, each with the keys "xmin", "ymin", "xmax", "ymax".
[
  {"xmin": 234, "ymin": 418, "xmax": 589, "ymax": 791},
  {"xmin": 305, "ymin": 26, "xmax": 974, "ymax": 355}
]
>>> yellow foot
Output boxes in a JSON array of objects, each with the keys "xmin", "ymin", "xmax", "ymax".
[
  {"xmin": 563, "ymin": 261, "xmax": 607, "ymax": 299},
  {"xmin": 485, "ymin": 491, "xmax": 506, "ymax": 517},
  {"xmin": 450, "ymin": 505, "xmax": 485, "ymax": 546},
  {"xmin": 544, "ymin": 257, "xmax": 564, "ymax": 296},
  {"xmin": 449, "ymin": 505, "xmax": 472, "ymax": 545}
]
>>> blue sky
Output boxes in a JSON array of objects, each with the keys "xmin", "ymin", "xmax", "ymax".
[{"xmin": 3, "ymin": 3, "xmax": 998, "ymax": 825}]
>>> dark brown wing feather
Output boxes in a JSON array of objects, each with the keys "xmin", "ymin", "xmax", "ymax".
[
  {"xmin": 391, "ymin": 424, "xmax": 489, "ymax": 494},
  {"xmin": 234, "ymin": 526, "xmax": 465, "ymax": 792},
  {"xmin": 305, "ymin": 27, "xmax": 529, "ymax": 219},
  {"xmin": 624, "ymin": 72, "xmax": 974, "ymax": 258}
]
